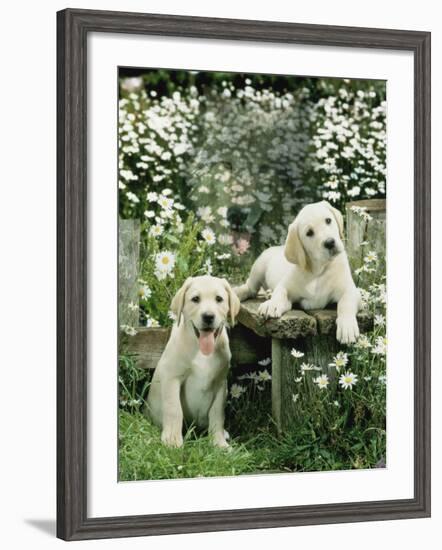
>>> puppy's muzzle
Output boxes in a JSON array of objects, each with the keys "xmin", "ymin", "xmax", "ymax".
[
  {"xmin": 201, "ymin": 312, "xmax": 215, "ymax": 328},
  {"xmin": 323, "ymin": 238, "xmax": 336, "ymax": 250}
]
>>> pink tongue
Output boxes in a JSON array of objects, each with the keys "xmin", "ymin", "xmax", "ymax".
[{"xmin": 199, "ymin": 331, "xmax": 215, "ymax": 356}]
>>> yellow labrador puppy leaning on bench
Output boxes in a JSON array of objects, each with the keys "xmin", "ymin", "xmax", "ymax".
[
  {"xmin": 234, "ymin": 200, "xmax": 361, "ymax": 344},
  {"xmin": 146, "ymin": 276, "xmax": 240, "ymax": 448}
]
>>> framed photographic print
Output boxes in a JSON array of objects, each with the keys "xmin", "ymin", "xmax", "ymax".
[{"xmin": 57, "ymin": 8, "xmax": 431, "ymax": 541}]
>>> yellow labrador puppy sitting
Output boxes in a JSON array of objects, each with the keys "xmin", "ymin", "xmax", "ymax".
[
  {"xmin": 234, "ymin": 200, "xmax": 361, "ymax": 344},
  {"xmin": 146, "ymin": 275, "xmax": 240, "ymax": 448}
]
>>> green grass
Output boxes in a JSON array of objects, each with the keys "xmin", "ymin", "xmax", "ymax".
[
  {"xmin": 118, "ymin": 376, "xmax": 385, "ymax": 481},
  {"xmin": 118, "ymin": 410, "xmax": 261, "ymax": 481}
]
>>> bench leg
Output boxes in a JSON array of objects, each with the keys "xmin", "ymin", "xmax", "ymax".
[
  {"xmin": 271, "ymin": 338, "xmax": 282, "ymax": 433},
  {"xmin": 271, "ymin": 335, "xmax": 340, "ymax": 433}
]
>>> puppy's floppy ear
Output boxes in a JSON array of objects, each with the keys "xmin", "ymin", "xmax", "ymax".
[
  {"xmin": 222, "ymin": 279, "xmax": 241, "ymax": 326},
  {"xmin": 322, "ymin": 200, "xmax": 344, "ymax": 239},
  {"xmin": 284, "ymin": 219, "xmax": 310, "ymax": 271},
  {"xmin": 171, "ymin": 277, "xmax": 193, "ymax": 326}
]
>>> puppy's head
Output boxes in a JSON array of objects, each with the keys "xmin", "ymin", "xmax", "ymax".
[
  {"xmin": 284, "ymin": 200, "xmax": 344, "ymax": 271},
  {"xmin": 171, "ymin": 275, "xmax": 240, "ymax": 356}
]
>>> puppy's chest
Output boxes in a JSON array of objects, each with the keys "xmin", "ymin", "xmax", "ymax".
[
  {"xmin": 186, "ymin": 353, "xmax": 227, "ymax": 388},
  {"xmin": 301, "ymin": 275, "xmax": 332, "ymax": 308}
]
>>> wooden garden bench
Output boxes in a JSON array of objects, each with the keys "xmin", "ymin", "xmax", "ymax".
[
  {"xmin": 127, "ymin": 300, "xmax": 372, "ymax": 432},
  {"xmin": 236, "ymin": 299, "xmax": 373, "ymax": 431}
]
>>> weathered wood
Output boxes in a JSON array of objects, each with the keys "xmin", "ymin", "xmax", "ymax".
[
  {"xmin": 309, "ymin": 309, "xmax": 373, "ymax": 335},
  {"xmin": 124, "ymin": 323, "xmax": 268, "ymax": 369},
  {"xmin": 346, "ymin": 199, "xmax": 386, "ymax": 272},
  {"xmin": 118, "ymin": 218, "xmax": 140, "ymax": 328},
  {"xmin": 125, "ymin": 327, "xmax": 171, "ymax": 370},
  {"xmin": 271, "ymin": 340, "xmax": 283, "ymax": 432},
  {"xmin": 238, "ymin": 299, "xmax": 317, "ymax": 339}
]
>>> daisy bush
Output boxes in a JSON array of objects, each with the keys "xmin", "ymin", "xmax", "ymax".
[
  {"xmin": 308, "ymin": 80, "xmax": 386, "ymax": 210},
  {"xmin": 119, "ymin": 73, "xmax": 386, "ymax": 254}
]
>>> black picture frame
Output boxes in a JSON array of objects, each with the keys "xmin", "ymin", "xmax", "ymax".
[{"xmin": 57, "ymin": 8, "xmax": 431, "ymax": 541}]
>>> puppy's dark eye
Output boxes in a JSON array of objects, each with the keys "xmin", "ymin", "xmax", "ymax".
[
  {"xmin": 325, "ymin": 217, "xmax": 332, "ymax": 225},
  {"xmin": 215, "ymin": 296, "xmax": 224, "ymax": 303},
  {"xmin": 306, "ymin": 229, "xmax": 314, "ymax": 237},
  {"xmin": 191, "ymin": 296, "xmax": 200, "ymax": 303}
]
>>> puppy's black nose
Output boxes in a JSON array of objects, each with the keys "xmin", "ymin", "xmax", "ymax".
[
  {"xmin": 323, "ymin": 238, "xmax": 336, "ymax": 250},
  {"xmin": 202, "ymin": 313, "xmax": 215, "ymax": 325}
]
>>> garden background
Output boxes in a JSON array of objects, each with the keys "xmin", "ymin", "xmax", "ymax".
[{"xmin": 118, "ymin": 68, "xmax": 387, "ymax": 481}]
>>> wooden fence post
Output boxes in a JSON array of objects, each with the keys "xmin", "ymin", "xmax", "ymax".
[
  {"xmin": 118, "ymin": 218, "xmax": 140, "ymax": 329},
  {"xmin": 346, "ymin": 199, "xmax": 386, "ymax": 272}
]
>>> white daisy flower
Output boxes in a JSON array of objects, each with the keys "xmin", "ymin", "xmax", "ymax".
[
  {"xmin": 173, "ymin": 143, "xmax": 188, "ymax": 156},
  {"xmin": 126, "ymin": 191, "xmax": 140, "ymax": 204},
  {"xmin": 301, "ymin": 363, "xmax": 317, "ymax": 373},
  {"xmin": 292, "ymin": 393, "xmax": 299, "ymax": 403},
  {"xmin": 333, "ymin": 400, "xmax": 340, "ymax": 407},
  {"xmin": 329, "ymin": 351, "xmax": 349, "ymax": 371},
  {"xmin": 198, "ymin": 185, "xmax": 210, "ymax": 194},
  {"xmin": 372, "ymin": 336, "xmax": 387, "ymax": 356},
  {"xmin": 350, "ymin": 205, "xmax": 373, "ymax": 222},
  {"xmin": 355, "ymin": 335, "xmax": 371, "ymax": 349},
  {"xmin": 128, "ymin": 302, "xmax": 139, "ymax": 311},
  {"xmin": 339, "ymin": 372, "xmax": 358, "ymax": 390},
  {"xmin": 314, "ymin": 374, "xmax": 330, "ymax": 389},
  {"xmin": 149, "ymin": 224, "xmax": 164, "ymax": 237},
  {"xmin": 201, "ymin": 228, "xmax": 216, "ymax": 245},
  {"xmin": 144, "ymin": 210, "xmax": 155, "ymax": 218},
  {"xmin": 294, "ymin": 377, "xmax": 303, "ymax": 383},
  {"xmin": 147, "ymin": 191, "xmax": 158, "ymax": 202},
  {"xmin": 139, "ymin": 285, "xmax": 152, "ymax": 300},
  {"xmin": 145, "ymin": 316, "xmax": 160, "ymax": 328},
  {"xmin": 365, "ymin": 250, "xmax": 378, "ymax": 263},
  {"xmin": 374, "ymin": 314, "xmax": 386, "ymax": 327},
  {"xmin": 120, "ymin": 324, "xmax": 137, "ymax": 336},
  {"xmin": 155, "ymin": 250, "xmax": 175, "ymax": 275},
  {"xmin": 257, "ymin": 370, "xmax": 271, "ymax": 382},
  {"xmin": 218, "ymin": 233, "xmax": 234, "ymax": 246},
  {"xmin": 378, "ymin": 374, "xmax": 387, "ymax": 385},
  {"xmin": 258, "ymin": 358, "xmax": 271, "ymax": 366},
  {"xmin": 197, "ymin": 206, "xmax": 214, "ymax": 223},
  {"xmin": 291, "ymin": 348, "xmax": 304, "ymax": 358},
  {"xmin": 158, "ymin": 195, "xmax": 174, "ymax": 210},
  {"xmin": 230, "ymin": 384, "xmax": 246, "ymax": 399}
]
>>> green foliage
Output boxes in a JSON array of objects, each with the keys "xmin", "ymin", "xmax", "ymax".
[{"xmin": 118, "ymin": 353, "xmax": 151, "ymax": 411}]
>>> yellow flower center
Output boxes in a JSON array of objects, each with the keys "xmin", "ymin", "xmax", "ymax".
[{"xmin": 161, "ymin": 257, "xmax": 169, "ymax": 265}]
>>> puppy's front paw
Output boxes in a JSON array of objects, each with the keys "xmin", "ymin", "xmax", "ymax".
[
  {"xmin": 161, "ymin": 428, "xmax": 183, "ymax": 448},
  {"xmin": 336, "ymin": 315, "xmax": 360, "ymax": 344},
  {"xmin": 258, "ymin": 299, "xmax": 288, "ymax": 319},
  {"xmin": 213, "ymin": 432, "xmax": 230, "ymax": 448}
]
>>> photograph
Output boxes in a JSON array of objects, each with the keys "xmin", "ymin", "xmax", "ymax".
[{"xmin": 117, "ymin": 67, "xmax": 387, "ymax": 482}]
